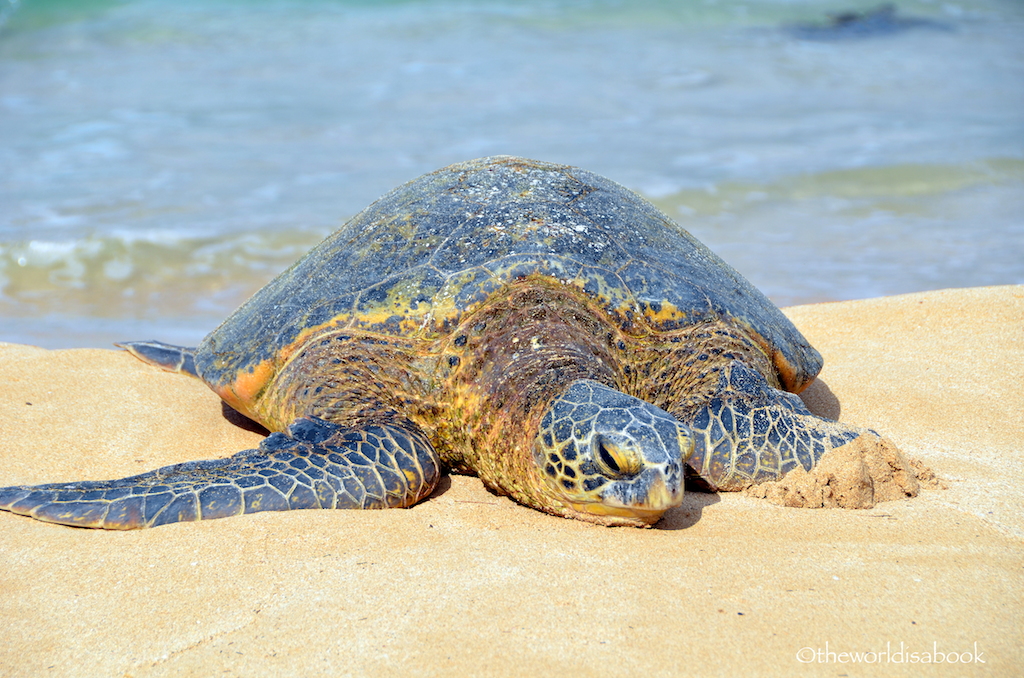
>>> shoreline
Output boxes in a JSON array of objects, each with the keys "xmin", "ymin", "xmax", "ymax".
[{"xmin": 0, "ymin": 285, "xmax": 1021, "ymax": 676}]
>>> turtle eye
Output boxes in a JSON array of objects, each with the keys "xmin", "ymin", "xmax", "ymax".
[{"xmin": 593, "ymin": 436, "xmax": 642, "ymax": 478}]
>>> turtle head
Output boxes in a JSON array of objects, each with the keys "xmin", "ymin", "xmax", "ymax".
[{"xmin": 533, "ymin": 379, "xmax": 691, "ymax": 526}]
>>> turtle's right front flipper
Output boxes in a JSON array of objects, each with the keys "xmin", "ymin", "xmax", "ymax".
[{"xmin": 0, "ymin": 417, "xmax": 441, "ymax": 529}]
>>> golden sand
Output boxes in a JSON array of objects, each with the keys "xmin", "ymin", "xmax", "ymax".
[{"xmin": 0, "ymin": 286, "xmax": 1021, "ymax": 676}]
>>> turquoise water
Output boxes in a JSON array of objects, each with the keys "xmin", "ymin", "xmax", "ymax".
[{"xmin": 1, "ymin": 0, "xmax": 1022, "ymax": 348}]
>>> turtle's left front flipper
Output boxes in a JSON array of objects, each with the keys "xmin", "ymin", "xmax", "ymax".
[
  {"xmin": 677, "ymin": 360, "xmax": 866, "ymax": 491},
  {"xmin": 0, "ymin": 417, "xmax": 441, "ymax": 529},
  {"xmin": 676, "ymin": 361, "xmax": 923, "ymax": 507}
]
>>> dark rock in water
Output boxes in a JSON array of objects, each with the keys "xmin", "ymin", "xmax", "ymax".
[{"xmin": 785, "ymin": 4, "xmax": 951, "ymax": 41}]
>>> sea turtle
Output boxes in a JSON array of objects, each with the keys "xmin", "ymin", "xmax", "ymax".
[{"xmin": 1, "ymin": 156, "xmax": 885, "ymax": 529}]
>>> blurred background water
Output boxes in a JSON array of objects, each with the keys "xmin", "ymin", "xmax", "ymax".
[{"xmin": 1, "ymin": 0, "xmax": 1021, "ymax": 349}]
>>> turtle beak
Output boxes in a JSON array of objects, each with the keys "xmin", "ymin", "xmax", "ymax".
[
  {"xmin": 568, "ymin": 470, "xmax": 684, "ymax": 526},
  {"xmin": 614, "ymin": 471, "xmax": 684, "ymax": 524},
  {"xmin": 640, "ymin": 474, "xmax": 683, "ymax": 520}
]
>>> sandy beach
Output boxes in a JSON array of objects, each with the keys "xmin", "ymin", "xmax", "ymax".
[{"xmin": 0, "ymin": 285, "xmax": 1020, "ymax": 677}]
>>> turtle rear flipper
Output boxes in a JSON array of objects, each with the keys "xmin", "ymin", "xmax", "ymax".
[
  {"xmin": 0, "ymin": 417, "xmax": 441, "ymax": 529},
  {"xmin": 679, "ymin": 361, "xmax": 864, "ymax": 491},
  {"xmin": 117, "ymin": 340, "xmax": 200, "ymax": 378}
]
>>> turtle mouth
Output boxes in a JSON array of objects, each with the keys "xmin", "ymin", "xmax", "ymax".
[
  {"xmin": 566, "ymin": 474, "xmax": 683, "ymax": 526},
  {"xmin": 566, "ymin": 501, "xmax": 674, "ymax": 526}
]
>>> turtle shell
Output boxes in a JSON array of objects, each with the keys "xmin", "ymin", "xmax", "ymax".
[{"xmin": 195, "ymin": 156, "xmax": 821, "ymax": 397}]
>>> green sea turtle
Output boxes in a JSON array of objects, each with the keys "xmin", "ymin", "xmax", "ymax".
[{"xmin": 1, "ymin": 156, "xmax": 893, "ymax": 529}]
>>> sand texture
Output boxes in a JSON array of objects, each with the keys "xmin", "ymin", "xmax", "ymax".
[{"xmin": 0, "ymin": 285, "xmax": 1021, "ymax": 677}]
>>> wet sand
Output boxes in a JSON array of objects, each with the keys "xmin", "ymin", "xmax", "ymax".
[{"xmin": 0, "ymin": 285, "xmax": 1021, "ymax": 676}]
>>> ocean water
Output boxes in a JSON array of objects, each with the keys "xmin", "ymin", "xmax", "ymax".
[{"xmin": 1, "ymin": 0, "xmax": 1022, "ymax": 349}]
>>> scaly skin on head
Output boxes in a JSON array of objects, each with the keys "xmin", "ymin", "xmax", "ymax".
[{"xmin": 535, "ymin": 379, "xmax": 690, "ymax": 525}]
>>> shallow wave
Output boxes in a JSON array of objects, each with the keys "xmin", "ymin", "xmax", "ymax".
[{"xmin": 0, "ymin": 227, "xmax": 329, "ymax": 319}]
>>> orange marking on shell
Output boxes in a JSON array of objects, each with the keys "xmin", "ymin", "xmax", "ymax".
[
  {"xmin": 216, "ymin": 359, "xmax": 277, "ymax": 413},
  {"xmin": 775, "ymin": 352, "xmax": 809, "ymax": 394},
  {"xmin": 641, "ymin": 301, "xmax": 687, "ymax": 326}
]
